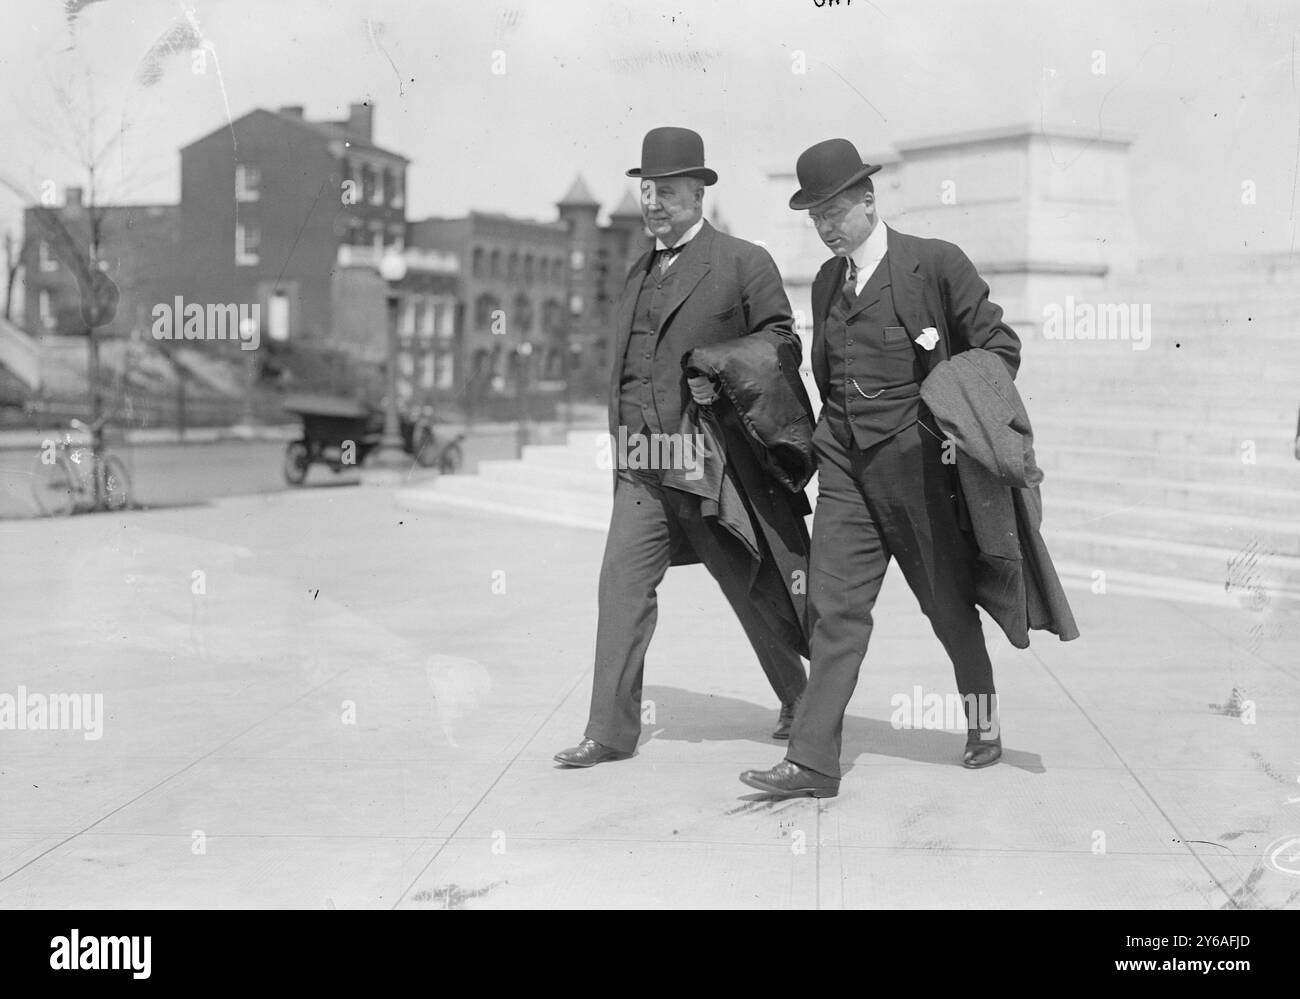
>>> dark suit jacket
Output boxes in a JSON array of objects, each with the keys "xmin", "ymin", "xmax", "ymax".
[
  {"xmin": 609, "ymin": 220, "xmax": 803, "ymax": 438},
  {"xmin": 606, "ymin": 219, "xmax": 812, "ymax": 649},
  {"xmin": 809, "ymin": 225, "xmax": 1021, "ymax": 397}
]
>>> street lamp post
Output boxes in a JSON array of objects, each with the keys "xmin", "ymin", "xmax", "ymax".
[
  {"xmin": 515, "ymin": 341, "xmax": 532, "ymax": 456},
  {"xmin": 369, "ymin": 247, "xmax": 409, "ymax": 470},
  {"xmin": 565, "ymin": 340, "xmax": 583, "ymax": 430}
]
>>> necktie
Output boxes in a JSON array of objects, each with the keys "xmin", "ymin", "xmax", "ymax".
[
  {"xmin": 658, "ymin": 243, "xmax": 686, "ymax": 274},
  {"xmin": 840, "ymin": 258, "xmax": 859, "ymax": 308}
]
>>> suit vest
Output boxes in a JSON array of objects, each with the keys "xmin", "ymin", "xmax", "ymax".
[
  {"xmin": 617, "ymin": 260, "xmax": 683, "ymax": 435},
  {"xmin": 822, "ymin": 254, "xmax": 925, "ymax": 450}
]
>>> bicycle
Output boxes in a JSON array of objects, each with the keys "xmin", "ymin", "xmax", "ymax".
[{"xmin": 30, "ymin": 412, "xmax": 133, "ymax": 516}]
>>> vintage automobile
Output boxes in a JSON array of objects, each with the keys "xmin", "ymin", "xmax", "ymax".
[{"xmin": 280, "ymin": 393, "xmax": 464, "ymax": 485}]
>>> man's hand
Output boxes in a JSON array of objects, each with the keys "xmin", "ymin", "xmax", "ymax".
[{"xmin": 687, "ymin": 374, "xmax": 719, "ymax": 405}]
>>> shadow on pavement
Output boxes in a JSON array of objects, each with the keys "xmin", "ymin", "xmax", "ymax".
[{"xmin": 642, "ymin": 684, "xmax": 1046, "ymax": 775}]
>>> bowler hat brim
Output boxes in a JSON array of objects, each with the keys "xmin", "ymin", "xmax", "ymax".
[
  {"xmin": 627, "ymin": 166, "xmax": 718, "ymax": 186},
  {"xmin": 788, "ymin": 163, "xmax": 881, "ymax": 211}
]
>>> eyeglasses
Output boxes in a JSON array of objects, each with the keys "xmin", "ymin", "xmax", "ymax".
[{"xmin": 808, "ymin": 204, "xmax": 848, "ymax": 226}]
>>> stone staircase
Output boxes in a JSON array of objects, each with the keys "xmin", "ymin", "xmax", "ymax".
[
  {"xmin": 1018, "ymin": 253, "xmax": 1300, "ymax": 610},
  {"xmin": 398, "ymin": 253, "xmax": 1300, "ymax": 612},
  {"xmin": 398, "ymin": 430, "xmax": 614, "ymax": 530}
]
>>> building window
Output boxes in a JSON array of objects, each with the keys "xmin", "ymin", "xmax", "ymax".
[
  {"xmin": 554, "ymin": 258, "xmax": 565, "ymax": 282},
  {"xmin": 513, "ymin": 293, "xmax": 533, "ymax": 334},
  {"xmin": 235, "ymin": 223, "xmax": 260, "ymax": 266},
  {"xmin": 420, "ymin": 296, "xmax": 436, "ymax": 338},
  {"xmin": 235, "ymin": 164, "xmax": 260, "ymax": 202},
  {"xmin": 507, "ymin": 252, "xmax": 519, "ymax": 281},
  {"xmin": 39, "ymin": 289, "xmax": 54, "ymax": 328},
  {"xmin": 523, "ymin": 255, "xmax": 534, "ymax": 283},
  {"xmin": 474, "ymin": 294, "xmax": 501, "ymax": 332},
  {"xmin": 569, "ymin": 294, "xmax": 584, "ymax": 316},
  {"xmin": 39, "ymin": 241, "xmax": 57, "ymax": 272},
  {"xmin": 371, "ymin": 167, "xmax": 385, "ymax": 205},
  {"xmin": 472, "ymin": 247, "xmax": 484, "ymax": 279},
  {"xmin": 543, "ymin": 300, "xmax": 565, "ymax": 337},
  {"xmin": 392, "ymin": 170, "xmax": 404, "ymax": 208},
  {"xmin": 490, "ymin": 249, "xmax": 501, "ymax": 279},
  {"xmin": 570, "ymin": 249, "xmax": 585, "ymax": 271}
]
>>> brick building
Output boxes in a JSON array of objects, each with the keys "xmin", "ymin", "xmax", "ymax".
[
  {"xmin": 407, "ymin": 175, "xmax": 651, "ymax": 408},
  {"xmin": 178, "ymin": 102, "xmax": 458, "ymax": 374},
  {"xmin": 19, "ymin": 104, "xmax": 653, "ymax": 414},
  {"xmin": 21, "ymin": 189, "xmax": 180, "ymax": 338}
]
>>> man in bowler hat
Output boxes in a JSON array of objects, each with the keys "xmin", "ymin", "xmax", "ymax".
[
  {"xmin": 739, "ymin": 138, "xmax": 1022, "ymax": 797},
  {"xmin": 555, "ymin": 127, "xmax": 811, "ymax": 768}
]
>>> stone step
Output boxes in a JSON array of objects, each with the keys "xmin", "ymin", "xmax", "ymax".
[
  {"xmin": 477, "ymin": 458, "xmax": 611, "ymax": 494},
  {"xmin": 1030, "ymin": 418, "xmax": 1295, "ymax": 458},
  {"xmin": 1044, "ymin": 471, "xmax": 1298, "ymax": 519},
  {"xmin": 520, "ymin": 443, "xmax": 600, "ymax": 467},
  {"xmin": 1036, "ymin": 445, "xmax": 1300, "ymax": 488},
  {"xmin": 1042, "ymin": 526, "xmax": 1300, "ymax": 591},
  {"xmin": 1052, "ymin": 559, "xmax": 1300, "ymax": 612},
  {"xmin": 1029, "ymin": 399, "xmax": 1299, "ymax": 428},
  {"xmin": 1046, "ymin": 496, "xmax": 1300, "ymax": 554},
  {"xmin": 396, "ymin": 473, "xmax": 611, "ymax": 528},
  {"xmin": 1017, "ymin": 356, "xmax": 1300, "ymax": 383}
]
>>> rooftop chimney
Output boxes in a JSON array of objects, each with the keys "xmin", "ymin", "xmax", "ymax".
[
  {"xmin": 347, "ymin": 102, "xmax": 373, "ymax": 142},
  {"xmin": 279, "ymin": 105, "xmax": 305, "ymax": 118}
]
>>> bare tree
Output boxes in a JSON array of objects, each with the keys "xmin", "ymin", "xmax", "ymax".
[{"xmin": 3, "ymin": 229, "xmax": 27, "ymax": 322}]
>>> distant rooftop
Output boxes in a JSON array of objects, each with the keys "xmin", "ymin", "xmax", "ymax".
[
  {"xmin": 182, "ymin": 104, "xmax": 410, "ymax": 162},
  {"xmin": 609, "ymin": 188, "xmax": 642, "ymax": 218},
  {"xmin": 557, "ymin": 174, "xmax": 600, "ymax": 208}
]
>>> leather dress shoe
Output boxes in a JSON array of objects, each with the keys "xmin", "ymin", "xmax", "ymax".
[
  {"xmin": 738, "ymin": 759, "xmax": 839, "ymax": 798},
  {"xmin": 963, "ymin": 730, "xmax": 1002, "ymax": 769},
  {"xmin": 554, "ymin": 738, "xmax": 629, "ymax": 768},
  {"xmin": 772, "ymin": 700, "xmax": 798, "ymax": 740}
]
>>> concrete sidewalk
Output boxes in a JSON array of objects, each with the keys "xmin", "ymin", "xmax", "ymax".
[{"xmin": 1, "ymin": 487, "xmax": 1297, "ymax": 909}]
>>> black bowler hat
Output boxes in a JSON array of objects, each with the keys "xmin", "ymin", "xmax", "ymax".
[
  {"xmin": 789, "ymin": 138, "xmax": 882, "ymax": 210},
  {"xmin": 627, "ymin": 127, "xmax": 718, "ymax": 186}
]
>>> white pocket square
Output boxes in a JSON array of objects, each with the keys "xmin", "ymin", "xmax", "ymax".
[{"xmin": 916, "ymin": 327, "xmax": 941, "ymax": 351}]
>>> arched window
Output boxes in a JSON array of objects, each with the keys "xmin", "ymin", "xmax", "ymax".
[
  {"xmin": 513, "ymin": 294, "xmax": 534, "ymax": 335},
  {"xmin": 472, "ymin": 247, "xmax": 485, "ymax": 278},
  {"xmin": 475, "ymin": 293, "xmax": 501, "ymax": 332},
  {"xmin": 523, "ymin": 254, "xmax": 534, "ymax": 282},
  {"xmin": 543, "ymin": 299, "xmax": 565, "ymax": 338},
  {"xmin": 490, "ymin": 249, "xmax": 502, "ymax": 278},
  {"xmin": 507, "ymin": 252, "xmax": 519, "ymax": 280}
]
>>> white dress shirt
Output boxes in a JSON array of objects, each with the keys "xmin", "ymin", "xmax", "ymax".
[
  {"xmin": 845, "ymin": 221, "xmax": 888, "ymax": 294},
  {"xmin": 655, "ymin": 217, "xmax": 706, "ymax": 260}
]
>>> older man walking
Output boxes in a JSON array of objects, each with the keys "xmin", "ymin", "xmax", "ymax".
[{"xmin": 555, "ymin": 127, "xmax": 813, "ymax": 768}]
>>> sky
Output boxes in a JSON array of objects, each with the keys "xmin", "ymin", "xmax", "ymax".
[{"xmin": 0, "ymin": 0, "xmax": 1297, "ymax": 259}]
